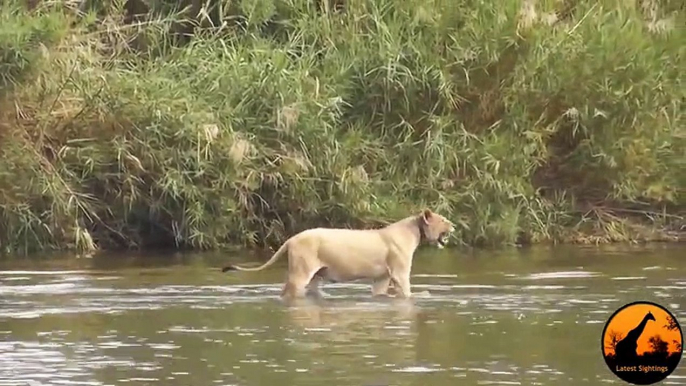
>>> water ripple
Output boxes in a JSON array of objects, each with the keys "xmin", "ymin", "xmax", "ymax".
[{"xmin": 0, "ymin": 259, "xmax": 684, "ymax": 386}]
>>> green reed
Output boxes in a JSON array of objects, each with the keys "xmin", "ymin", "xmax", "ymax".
[{"xmin": 0, "ymin": 0, "xmax": 683, "ymax": 255}]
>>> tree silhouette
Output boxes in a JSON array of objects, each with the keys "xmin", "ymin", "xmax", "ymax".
[
  {"xmin": 648, "ymin": 334, "xmax": 669, "ymax": 357},
  {"xmin": 663, "ymin": 316, "xmax": 682, "ymax": 353},
  {"xmin": 606, "ymin": 330, "xmax": 624, "ymax": 354},
  {"xmin": 665, "ymin": 316, "xmax": 679, "ymax": 331}
]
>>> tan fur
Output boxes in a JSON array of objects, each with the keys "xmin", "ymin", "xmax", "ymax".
[{"xmin": 222, "ymin": 209, "xmax": 455, "ymax": 301}]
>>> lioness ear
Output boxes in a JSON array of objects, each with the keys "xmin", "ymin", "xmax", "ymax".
[{"xmin": 422, "ymin": 208, "xmax": 432, "ymax": 223}]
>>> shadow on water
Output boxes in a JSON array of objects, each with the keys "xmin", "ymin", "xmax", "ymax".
[{"xmin": 0, "ymin": 243, "xmax": 685, "ymax": 385}]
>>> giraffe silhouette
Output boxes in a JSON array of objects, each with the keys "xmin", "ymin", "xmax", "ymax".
[{"xmin": 614, "ymin": 311, "xmax": 656, "ymax": 361}]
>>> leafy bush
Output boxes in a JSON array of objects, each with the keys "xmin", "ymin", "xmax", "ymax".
[{"xmin": 0, "ymin": 0, "xmax": 683, "ymax": 255}]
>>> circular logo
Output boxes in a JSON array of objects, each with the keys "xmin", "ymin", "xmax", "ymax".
[{"xmin": 601, "ymin": 301, "xmax": 683, "ymax": 385}]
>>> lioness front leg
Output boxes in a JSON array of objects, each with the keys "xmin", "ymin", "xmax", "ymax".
[
  {"xmin": 388, "ymin": 270, "xmax": 412, "ymax": 298},
  {"xmin": 372, "ymin": 276, "xmax": 393, "ymax": 297}
]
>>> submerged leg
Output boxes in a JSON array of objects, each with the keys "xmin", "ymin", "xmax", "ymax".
[
  {"xmin": 282, "ymin": 250, "xmax": 322, "ymax": 303},
  {"xmin": 388, "ymin": 269, "xmax": 412, "ymax": 299},
  {"xmin": 306, "ymin": 270, "xmax": 329, "ymax": 299},
  {"xmin": 372, "ymin": 275, "xmax": 393, "ymax": 297}
]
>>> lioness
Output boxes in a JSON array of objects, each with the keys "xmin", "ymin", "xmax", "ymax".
[{"xmin": 221, "ymin": 209, "xmax": 455, "ymax": 301}]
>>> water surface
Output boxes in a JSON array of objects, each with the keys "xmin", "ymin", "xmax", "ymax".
[{"xmin": 0, "ymin": 244, "xmax": 685, "ymax": 386}]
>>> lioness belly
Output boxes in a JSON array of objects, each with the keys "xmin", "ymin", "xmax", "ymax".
[
  {"xmin": 319, "ymin": 255, "xmax": 388, "ymax": 281},
  {"xmin": 316, "ymin": 266, "xmax": 385, "ymax": 283}
]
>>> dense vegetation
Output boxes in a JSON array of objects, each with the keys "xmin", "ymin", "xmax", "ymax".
[{"xmin": 0, "ymin": 0, "xmax": 683, "ymax": 255}]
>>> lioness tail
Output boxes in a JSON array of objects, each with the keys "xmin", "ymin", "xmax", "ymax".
[{"xmin": 221, "ymin": 241, "xmax": 289, "ymax": 272}]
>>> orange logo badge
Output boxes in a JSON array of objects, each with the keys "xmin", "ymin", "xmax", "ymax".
[{"xmin": 602, "ymin": 301, "xmax": 683, "ymax": 385}]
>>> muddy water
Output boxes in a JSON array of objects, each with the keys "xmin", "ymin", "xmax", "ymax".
[{"xmin": 0, "ymin": 244, "xmax": 685, "ymax": 386}]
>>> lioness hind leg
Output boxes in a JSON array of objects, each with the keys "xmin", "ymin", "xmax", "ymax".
[
  {"xmin": 281, "ymin": 271, "xmax": 313, "ymax": 300},
  {"xmin": 306, "ymin": 273, "xmax": 329, "ymax": 299},
  {"xmin": 281, "ymin": 278, "xmax": 309, "ymax": 300},
  {"xmin": 281, "ymin": 261, "xmax": 322, "ymax": 301}
]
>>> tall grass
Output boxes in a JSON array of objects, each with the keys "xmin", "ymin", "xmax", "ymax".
[{"xmin": 0, "ymin": 0, "xmax": 683, "ymax": 255}]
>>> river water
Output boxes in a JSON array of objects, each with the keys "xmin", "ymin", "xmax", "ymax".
[{"xmin": 0, "ymin": 244, "xmax": 684, "ymax": 386}]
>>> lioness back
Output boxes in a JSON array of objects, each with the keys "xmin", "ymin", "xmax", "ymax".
[{"xmin": 294, "ymin": 228, "xmax": 388, "ymax": 254}]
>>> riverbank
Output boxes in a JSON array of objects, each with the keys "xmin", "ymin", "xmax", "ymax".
[{"xmin": 0, "ymin": 0, "xmax": 684, "ymax": 255}]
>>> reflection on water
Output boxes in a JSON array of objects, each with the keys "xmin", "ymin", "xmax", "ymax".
[{"xmin": 0, "ymin": 245, "xmax": 685, "ymax": 386}]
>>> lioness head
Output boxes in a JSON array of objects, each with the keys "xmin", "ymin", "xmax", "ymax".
[{"xmin": 419, "ymin": 209, "xmax": 455, "ymax": 249}]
